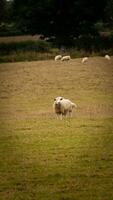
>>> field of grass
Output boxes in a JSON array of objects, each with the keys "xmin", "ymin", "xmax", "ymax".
[
  {"xmin": 0, "ymin": 35, "xmax": 41, "ymax": 43},
  {"xmin": 0, "ymin": 35, "xmax": 113, "ymax": 63},
  {"xmin": 0, "ymin": 57, "xmax": 113, "ymax": 200}
]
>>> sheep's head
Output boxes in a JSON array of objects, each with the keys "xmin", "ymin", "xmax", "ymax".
[{"xmin": 54, "ymin": 96, "xmax": 64, "ymax": 108}]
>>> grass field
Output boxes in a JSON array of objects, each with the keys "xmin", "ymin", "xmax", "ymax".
[
  {"xmin": 0, "ymin": 35, "xmax": 41, "ymax": 43},
  {"xmin": 0, "ymin": 35, "xmax": 113, "ymax": 63},
  {"xmin": 0, "ymin": 57, "xmax": 113, "ymax": 200}
]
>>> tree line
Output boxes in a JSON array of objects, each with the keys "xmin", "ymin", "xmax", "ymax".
[{"xmin": 0, "ymin": 0, "xmax": 113, "ymax": 46}]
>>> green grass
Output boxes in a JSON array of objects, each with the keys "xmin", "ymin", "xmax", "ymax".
[
  {"xmin": 0, "ymin": 57, "xmax": 113, "ymax": 199},
  {"xmin": 0, "ymin": 118, "xmax": 113, "ymax": 200},
  {"xmin": 0, "ymin": 35, "xmax": 113, "ymax": 63}
]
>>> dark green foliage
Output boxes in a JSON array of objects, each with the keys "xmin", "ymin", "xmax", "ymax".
[
  {"xmin": 0, "ymin": 40, "xmax": 52, "ymax": 55},
  {"xmin": 0, "ymin": 23, "xmax": 22, "ymax": 36},
  {"xmin": 1, "ymin": 0, "xmax": 113, "ymax": 47},
  {"xmin": 11, "ymin": 0, "xmax": 108, "ymax": 46},
  {"xmin": 74, "ymin": 35, "xmax": 113, "ymax": 51},
  {"xmin": 105, "ymin": 0, "xmax": 113, "ymax": 25},
  {"xmin": 0, "ymin": 0, "xmax": 13, "ymax": 23},
  {"xmin": 0, "ymin": 0, "xmax": 6, "ymax": 23},
  {"xmin": 0, "ymin": 35, "xmax": 113, "ymax": 63},
  {"xmin": 1, "ymin": 35, "xmax": 113, "ymax": 56}
]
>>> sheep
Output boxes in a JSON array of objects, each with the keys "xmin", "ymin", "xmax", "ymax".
[
  {"xmin": 82, "ymin": 57, "xmax": 88, "ymax": 63},
  {"xmin": 105, "ymin": 54, "xmax": 111, "ymax": 60},
  {"xmin": 61, "ymin": 55, "xmax": 71, "ymax": 61},
  {"xmin": 55, "ymin": 55, "xmax": 62, "ymax": 61},
  {"xmin": 53, "ymin": 96, "xmax": 77, "ymax": 120}
]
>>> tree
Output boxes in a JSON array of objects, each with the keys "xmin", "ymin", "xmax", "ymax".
[
  {"xmin": 105, "ymin": 0, "xmax": 113, "ymax": 25},
  {"xmin": 0, "ymin": 0, "xmax": 13, "ymax": 24},
  {"xmin": 12, "ymin": 0, "xmax": 108, "ymax": 46},
  {"xmin": 0, "ymin": 0, "xmax": 6, "ymax": 23}
]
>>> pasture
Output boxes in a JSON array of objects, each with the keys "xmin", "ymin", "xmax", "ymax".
[{"xmin": 0, "ymin": 57, "xmax": 113, "ymax": 200}]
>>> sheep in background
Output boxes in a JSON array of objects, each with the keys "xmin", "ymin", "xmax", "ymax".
[
  {"xmin": 105, "ymin": 54, "xmax": 111, "ymax": 60},
  {"xmin": 82, "ymin": 57, "xmax": 88, "ymax": 63},
  {"xmin": 55, "ymin": 55, "xmax": 62, "ymax": 61},
  {"xmin": 61, "ymin": 55, "xmax": 71, "ymax": 61},
  {"xmin": 53, "ymin": 96, "xmax": 77, "ymax": 120}
]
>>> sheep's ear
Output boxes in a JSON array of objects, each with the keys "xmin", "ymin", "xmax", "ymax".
[{"xmin": 54, "ymin": 98, "xmax": 56, "ymax": 101}]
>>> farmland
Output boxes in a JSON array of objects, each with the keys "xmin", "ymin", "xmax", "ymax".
[{"xmin": 0, "ymin": 57, "xmax": 113, "ymax": 200}]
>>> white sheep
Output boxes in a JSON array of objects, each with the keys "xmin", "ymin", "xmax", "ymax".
[
  {"xmin": 105, "ymin": 54, "xmax": 111, "ymax": 60},
  {"xmin": 53, "ymin": 96, "xmax": 77, "ymax": 120},
  {"xmin": 82, "ymin": 57, "xmax": 88, "ymax": 63},
  {"xmin": 61, "ymin": 55, "xmax": 71, "ymax": 61},
  {"xmin": 55, "ymin": 55, "xmax": 62, "ymax": 61}
]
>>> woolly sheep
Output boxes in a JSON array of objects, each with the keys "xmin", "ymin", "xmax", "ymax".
[
  {"xmin": 105, "ymin": 54, "xmax": 111, "ymax": 60},
  {"xmin": 82, "ymin": 57, "xmax": 88, "ymax": 63},
  {"xmin": 61, "ymin": 55, "xmax": 71, "ymax": 61},
  {"xmin": 53, "ymin": 96, "xmax": 77, "ymax": 120},
  {"xmin": 55, "ymin": 55, "xmax": 62, "ymax": 61}
]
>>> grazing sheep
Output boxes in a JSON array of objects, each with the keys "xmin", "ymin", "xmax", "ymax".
[
  {"xmin": 105, "ymin": 54, "xmax": 111, "ymax": 60},
  {"xmin": 61, "ymin": 55, "xmax": 71, "ymax": 61},
  {"xmin": 53, "ymin": 96, "xmax": 77, "ymax": 119},
  {"xmin": 55, "ymin": 55, "xmax": 62, "ymax": 61},
  {"xmin": 82, "ymin": 57, "xmax": 88, "ymax": 63}
]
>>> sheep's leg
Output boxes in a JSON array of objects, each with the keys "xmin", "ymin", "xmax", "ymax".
[
  {"xmin": 62, "ymin": 110, "xmax": 67, "ymax": 119},
  {"xmin": 55, "ymin": 113, "xmax": 62, "ymax": 120},
  {"xmin": 65, "ymin": 113, "xmax": 68, "ymax": 119},
  {"xmin": 56, "ymin": 114, "xmax": 60, "ymax": 120},
  {"xmin": 69, "ymin": 110, "xmax": 72, "ymax": 118},
  {"xmin": 60, "ymin": 114, "xmax": 63, "ymax": 120},
  {"xmin": 56, "ymin": 114, "xmax": 59, "ymax": 119}
]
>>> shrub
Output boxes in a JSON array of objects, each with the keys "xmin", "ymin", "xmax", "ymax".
[{"xmin": 0, "ymin": 40, "xmax": 52, "ymax": 55}]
